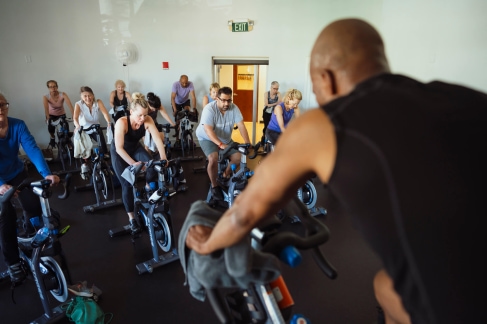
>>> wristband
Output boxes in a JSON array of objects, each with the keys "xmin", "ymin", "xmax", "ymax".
[{"xmin": 218, "ymin": 142, "xmax": 223, "ymax": 149}]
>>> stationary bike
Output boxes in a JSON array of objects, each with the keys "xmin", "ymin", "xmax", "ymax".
[
  {"xmin": 48, "ymin": 116, "xmax": 77, "ymax": 172},
  {"xmin": 174, "ymin": 109, "xmax": 203, "ymax": 162},
  {"xmin": 206, "ymin": 142, "xmax": 254, "ymax": 208},
  {"xmin": 0, "ymin": 175, "xmax": 73, "ymax": 324},
  {"xmin": 74, "ymin": 124, "xmax": 123, "ymax": 213},
  {"xmin": 249, "ymin": 138, "xmax": 327, "ymax": 220},
  {"xmin": 206, "ymin": 197, "xmax": 337, "ymax": 324},
  {"xmin": 158, "ymin": 123, "xmax": 188, "ymax": 193},
  {"xmin": 108, "ymin": 159, "xmax": 179, "ymax": 274}
]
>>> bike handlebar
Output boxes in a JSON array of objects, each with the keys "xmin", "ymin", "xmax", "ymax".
[
  {"xmin": 262, "ymin": 197, "xmax": 337, "ymax": 279},
  {"xmin": 78, "ymin": 124, "xmax": 107, "ymax": 132},
  {"xmin": 0, "ymin": 174, "xmax": 71, "ymax": 214},
  {"xmin": 206, "ymin": 197, "xmax": 336, "ymax": 323},
  {"xmin": 131, "ymin": 158, "xmax": 181, "ymax": 174},
  {"xmin": 160, "ymin": 123, "xmax": 177, "ymax": 133},
  {"xmin": 220, "ymin": 142, "xmax": 252, "ymax": 156}
]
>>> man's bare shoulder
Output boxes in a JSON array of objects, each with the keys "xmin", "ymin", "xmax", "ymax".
[{"xmin": 283, "ymin": 108, "xmax": 336, "ymax": 183}]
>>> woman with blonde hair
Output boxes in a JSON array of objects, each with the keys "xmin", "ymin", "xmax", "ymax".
[
  {"xmin": 202, "ymin": 82, "xmax": 220, "ymax": 107},
  {"xmin": 265, "ymin": 88, "xmax": 301, "ymax": 146},
  {"xmin": 109, "ymin": 79, "xmax": 132, "ymax": 123},
  {"xmin": 111, "ymin": 92, "xmax": 167, "ymax": 234}
]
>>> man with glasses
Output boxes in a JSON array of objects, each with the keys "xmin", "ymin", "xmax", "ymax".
[
  {"xmin": 0, "ymin": 92, "xmax": 59, "ymax": 284},
  {"xmin": 195, "ymin": 86, "xmax": 251, "ymax": 201}
]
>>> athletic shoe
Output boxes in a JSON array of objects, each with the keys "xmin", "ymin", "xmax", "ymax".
[
  {"xmin": 49, "ymin": 138, "xmax": 57, "ymax": 148},
  {"xmin": 8, "ymin": 262, "xmax": 26, "ymax": 284},
  {"xmin": 68, "ymin": 281, "xmax": 93, "ymax": 297},
  {"xmin": 80, "ymin": 163, "xmax": 90, "ymax": 180},
  {"xmin": 130, "ymin": 218, "xmax": 141, "ymax": 234},
  {"xmin": 211, "ymin": 186, "xmax": 224, "ymax": 201},
  {"xmin": 216, "ymin": 175, "xmax": 230, "ymax": 187}
]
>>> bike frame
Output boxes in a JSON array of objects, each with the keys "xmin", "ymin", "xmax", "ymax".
[
  {"xmin": 74, "ymin": 124, "xmax": 123, "ymax": 213},
  {"xmin": 0, "ymin": 177, "xmax": 72, "ymax": 323},
  {"xmin": 207, "ymin": 143, "xmax": 254, "ymax": 208}
]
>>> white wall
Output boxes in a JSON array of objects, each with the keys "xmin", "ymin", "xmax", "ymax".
[{"xmin": 1, "ymin": 0, "xmax": 486, "ymax": 147}]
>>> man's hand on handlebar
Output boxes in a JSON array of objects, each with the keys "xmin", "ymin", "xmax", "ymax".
[
  {"xmin": 186, "ymin": 225, "xmax": 214, "ymax": 255},
  {"xmin": 45, "ymin": 175, "xmax": 60, "ymax": 186}
]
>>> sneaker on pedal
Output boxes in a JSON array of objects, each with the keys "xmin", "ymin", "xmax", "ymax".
[
  {"xmin": 211, "ymin": 186, "xmax": 224, "ymax": 201},
  {"xmin": 49, "ymin": 137, "xmax": 57, "ymax": 148},
  {"xmin": 68, "ymin": 281, "xmax": 93, "ymax": 297},
  {"xmin": 129, "ymin": 218, "xmax": 141, "ymax": 234},
  {"xmin": 8, "ymin": 262, "xmax": 26, "ymax": 284},
  {"xmin": 80, "ymin": 163, "xmax": 90, "ymax": 180},
  {"xmin": 216, "ymin": 174, "xmax": 230, "ymax": 187}
]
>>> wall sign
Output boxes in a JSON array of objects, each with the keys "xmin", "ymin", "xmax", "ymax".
[
  {"xmin": 229, "ymin": 20, "xmax": 254, "ymax": 32},
  {"xmin": 232, "ymin": 22, "xmax": 249, "ymax": 32}
]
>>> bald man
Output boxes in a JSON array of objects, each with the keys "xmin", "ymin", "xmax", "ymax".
[
  {"xmin": 171, "ymin": 74, "xmax": 197, "ymax": 140},
  {"xmin": 185, "ymin": 19, "xmax": 487, "ymax": 323}
]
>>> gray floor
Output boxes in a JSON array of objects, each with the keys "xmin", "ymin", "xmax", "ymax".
[{"xmin": 0, "ymin": 148, "xmax": 382, "ymax": 323}]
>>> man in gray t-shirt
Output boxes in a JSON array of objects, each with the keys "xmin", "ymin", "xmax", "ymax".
[{"xmin": 196, "ymin": 86, "xmax": 250, "ymax": 200}]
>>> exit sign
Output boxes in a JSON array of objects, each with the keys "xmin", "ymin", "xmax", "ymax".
[{"xmin": 232, "ymin": 22, "xmax": 250, "ymax": 32}]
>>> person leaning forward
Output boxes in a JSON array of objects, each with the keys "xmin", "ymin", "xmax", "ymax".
[{"xmin": 185, "ymin": 18, "xmax": 487, "ymax": 324}]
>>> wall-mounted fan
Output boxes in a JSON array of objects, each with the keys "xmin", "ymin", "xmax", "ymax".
[{"xmin": 115, "ymin": 41, "xmax": 138, "ymax": 66}]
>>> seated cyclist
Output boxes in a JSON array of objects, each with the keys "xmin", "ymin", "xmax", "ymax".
[
  {"xmin": 171, "ymin": 75, "xmax": 198, "ymax": 141},
  {"xmin": 0, "ymin": 92, "xmax": 60, "ymax": 284},
  {"xmin": 195, "ymin": 86, "xmax": 251, "ymax": 201},
  {"xmin": 73, "ymin": 86, "xmax": 112, "ymax": 178},
  {"xmin": 42, "ymin": 80, "xmax": 74, "ymax": 148},
  {"xmin": 265, "ymin": 88, "xmax": 301, "ymax": 146},
  {"xmin": 109, "ymin": 79, "xmax": 132, "ymax": 126},
  {"xmin": 111, "ymin": 92, "xmax": 167, "ymax": 234}
]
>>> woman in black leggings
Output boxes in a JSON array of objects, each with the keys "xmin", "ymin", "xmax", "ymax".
[{"xmin": 111, "ymin": 92, "xmax": 167, "ymax": 234}]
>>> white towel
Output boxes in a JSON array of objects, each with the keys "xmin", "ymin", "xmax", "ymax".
[
  {"xmin": 73, "ymin": 130, "xmax": 93, "ymax": 159},
  {"xmin": 143, "ymin": 129, "xmax": 157, "ymax": 152},
  {"xmin": 106, "ymin": 125, "xmax": 113, "ymax": 144}
]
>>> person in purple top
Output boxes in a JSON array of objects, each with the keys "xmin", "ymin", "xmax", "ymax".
[
  {"xmin": 171, "ymin": 75, "xmax": 197, "ymax": 140},
  {"xmin": 265, "ymin": 88, "xmax": 302, "ymax": 146},
  {"xmin": 0, "ymin": 92, "xmax": 60, "ymax": 284}
]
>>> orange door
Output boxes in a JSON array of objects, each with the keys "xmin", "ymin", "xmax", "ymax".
[{"xmin": 232, "ymin": 65, "xmax": 254, "ymax": 122}]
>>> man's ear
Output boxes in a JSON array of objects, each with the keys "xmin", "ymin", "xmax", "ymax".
[{"xmin": 324, "ymin": 69, "xmax": 338, "ymax": 96}]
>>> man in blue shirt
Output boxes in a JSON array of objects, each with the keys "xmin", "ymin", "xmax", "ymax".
[{"xmin": 0, "ymin": 92, "xmax": 59, "ymax": 284}]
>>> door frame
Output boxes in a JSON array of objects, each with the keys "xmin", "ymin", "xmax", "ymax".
[{"xmin": 212, "ymin": 57, "xmax": 269, "ymax": 144}]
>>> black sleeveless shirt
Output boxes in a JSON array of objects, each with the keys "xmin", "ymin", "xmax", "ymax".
[
  {"xmin": 321, "ymin": 73, "xmax": 487, "ymax": 324},
  {"xmin": 122, "ymin": 118, "xmax": 146, "ymax": 154}
]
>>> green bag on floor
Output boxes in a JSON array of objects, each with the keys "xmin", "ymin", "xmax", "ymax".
[{"xmin": 65, "ymin": 296, "xmax": 112, "ymax": 324}]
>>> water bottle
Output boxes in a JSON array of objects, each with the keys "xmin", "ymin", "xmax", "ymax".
[
  {"xmin": 31, "ymin": 227, "xmax": 49, "ymax": 248},
  {"xmin": 290, "ymin": 314, "xmax": 311, "ymax": 324},
  {"xmin": 149, "ymin": 189, "xmax": 163, "ymax": 204}
]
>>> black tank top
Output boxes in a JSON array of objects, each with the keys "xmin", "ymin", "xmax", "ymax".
[
  {"xmin": 113, "ymin": 91, "xmax": 129, "ymax": 122},
  {"xmin": 114, "ymin": 91, "xmax": 128, "ymax": 108},
  {"xmin": 321, "ymin": 73, "xmax": 487, "ymax": 324},
  {"xmin": 123, "ymin": 118, "xmax": 146, "ymax": 154}
]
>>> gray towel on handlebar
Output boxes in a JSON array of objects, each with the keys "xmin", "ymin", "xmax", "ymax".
[
  {"xmin": 121, "ymin": 165, "xmax": 138, "ymax": 185},
  {"xmin": 178, "ymin": 200, "xmax": 281, "ymax": 302}
]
